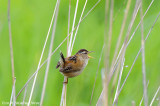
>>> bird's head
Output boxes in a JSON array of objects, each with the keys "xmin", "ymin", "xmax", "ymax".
[{"xmin": 76, "ymin": 49, "xmax": 94, "ymax": 59}]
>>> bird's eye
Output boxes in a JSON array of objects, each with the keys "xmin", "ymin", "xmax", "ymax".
[{"xmin": 82, "ymin": 51, "xmax": 87, "ymax": 54}]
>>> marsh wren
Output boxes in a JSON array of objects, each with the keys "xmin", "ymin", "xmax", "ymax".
[{"xmin": 56, "ymin": 49, "xmax": 93, "ymax": 78}]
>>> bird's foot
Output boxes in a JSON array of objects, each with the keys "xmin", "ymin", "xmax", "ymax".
[{"xmin": 63, "ymin": 78, "xmax": 68, "ymax": 84}]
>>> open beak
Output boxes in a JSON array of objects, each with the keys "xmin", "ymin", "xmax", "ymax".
[
  {"xmin": 88, "ymin": 51, "xmax": 94, "ymax": 58},
  {"xmin": 88, "ymin": 51, "xmax": 94, "ymax": 54}
]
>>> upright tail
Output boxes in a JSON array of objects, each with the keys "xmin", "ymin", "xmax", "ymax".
[
  {"xmin": 56, "ymin": 52, "xmax": 65, "ymax": 68},
  {"xmin": 60, "ymin": 52, "xmax": 65, "ymax": 64}
]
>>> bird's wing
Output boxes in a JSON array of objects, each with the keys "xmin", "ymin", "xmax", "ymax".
[
  {"xmin": 68, "ymin": 55, "xmax": 77, "ymax": 63},
  {"xmin": 60, "ymin": 65, "xmax": 73, "ymax": 73}
]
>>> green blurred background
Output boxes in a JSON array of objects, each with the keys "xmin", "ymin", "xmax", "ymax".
[{"xmin": 0, "ymin": 0, "xmax": 160, "ymax": 105}]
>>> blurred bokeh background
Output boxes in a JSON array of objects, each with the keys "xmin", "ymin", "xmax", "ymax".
[{"xmin": 0, "ymin": 0, "xmax": 160, "ymax": 105}]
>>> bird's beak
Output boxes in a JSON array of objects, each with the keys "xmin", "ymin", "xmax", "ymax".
[
  {"xmin": 88, "ymin": 51, "xmax": 94, "ymax": 58},
  {"xmin": 88, "ymin": 51, "xmax": 94, "ymax": 54}
]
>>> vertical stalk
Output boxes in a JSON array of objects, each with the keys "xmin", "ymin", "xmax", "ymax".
[
  {"xmin": 140, "ymin": 1, "xmax": 148, "ymax": 106},
  {"xmin": 103, "ymin": 0, "xmax": 109, "ymax": 105},
  {"xmin": 67, "ymin": 0, "xmax": 71, "ymax": 56},
  {"xmin": 8, "ymin": 0, "xmax": 16, "ymax": 105}
]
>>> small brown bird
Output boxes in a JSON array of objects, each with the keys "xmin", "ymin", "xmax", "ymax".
[{"xmin": 56, "ymin": 49, "xmax": 93, "ymax": 78}]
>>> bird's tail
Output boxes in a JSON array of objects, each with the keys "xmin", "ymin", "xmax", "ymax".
[
  {"xmin": 60, "ymin": 52, "xmax": 65, "ymax": 65},
  {"xmin": 56, "ymin": 52, "xmax": 65, "ymax": 68}
]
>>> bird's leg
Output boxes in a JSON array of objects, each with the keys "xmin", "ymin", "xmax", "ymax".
[{"xmin": 63, "ymin": 77, "xmax": 68, "ymax": 84}]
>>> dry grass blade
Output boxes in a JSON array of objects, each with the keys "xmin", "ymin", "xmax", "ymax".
[
  {"xmin": 149, "ymin": 86, "xmax": 160, "ymax": 106},
  {"xmin": 112, "ymin": 0, "xmax": 141, "ymax": 104},
  {"xmin": 67, "ymin": 0, "xmax": 71, "ymax": 56},
  {"xmin": 98, "ymin": 1, "xmax": 109, "ymax": 105},
  {"xmin": 22, "ymin": 85, "xmax": 28, "ymax": 106},
  {"xmin": 113, "ymin": 0, "xmax": 127, "ymax": 21},
  {"xmin": 9, "ymin": 78, "xmax": 16, "ymax": 106},
  {"xmin": 115, "ymin": 12, "xmax": 160, "ymax": 102},
  {"xmin": 27, "ymin": 0, "xmax": 60, "ymax": 105},
  {"xmin": 71, "ymin": 0, "xmax": 88, "ymax": 52},
  {"xmin": 132, "ymin": 101, "xmax": 136, "ymax": 106},
  {"xmin": 107, "ymin": 0, "xmax": 114, "ymax": 70},
  {"xmin": 113, "ymin": 58, "xmax": 125, "ymax": 105},
  {"xmin": 103, "ymin": 0, "xmax": 111, "ymax": 104},
  {"xmin": 90, "ymin": 44, "xmax": 104, "ymax": 106},
  {"xmin": 8, "ymin": 0, "xmax": 16, "ymax": 105},
  {"xmin": 40, "ymin": 0, "xmax": 59, "ymax": 105},
  {"xmin": 8, "ymin": 0, "xmax": 15, "ymax": 84},
  {"xmin": 68, "ymin": 0, "xmax": 79, "ymax": 56},
  {"xmin": 109, "ymin": 0, "xmax": 141, "ymax": 84},
  {"xmin": 140, "ymin": 1, "xmax": 148, "ymax": 105},
  {"xmin": 108, "ymin": 0, "xmax": 154, "ymax": 82},
  {"xmin": 110, "ymin": 1, "xmax": 131, "ymax": 101},
  {"xmin": 97, "ymin": 0, "xmax": 154, "ymax": 103},
  {"xmin": 16, "ymin": 0, "xmax": 100, "ymax": 98},
  {"xmin": 123, "ymin": 0, "xmax": 141, "ymax": 45},
  {"xmin": 127, "ymin": 0, "xmax": 154, "ymax": 47},
  {"xmin": 110, "ymin": 0, "xmax": 131, "ymax": 80},
  {"xmin": 139, "ymin": 81, "xmax": 149, "ymax": 106},
  {"xmin": 60, "ymin": 77, "xmax": 67, "ymax": 106}
]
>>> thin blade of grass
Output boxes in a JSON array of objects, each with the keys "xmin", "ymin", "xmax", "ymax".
[
  {"xmin": 103, "ymin": 0, "xmax": 112, "ymax": 104},
  {"xmin": 22, "ymin": 85, "xmax": 28, "ymax": 106},
  {"xmin": 110, "ymin": 0, "xmax": 131, "ymax": 81},
  {"xmin": 113, "ymin": 0, "xmax": 127, "ymax": 22},
  {"xmin": 8, "ymin": 0, "xmax": 15, "ymax": 85},
  {"xmin": 97, "ymin": 0, "xmax": 154, "ymax": 103},
  {"xmin": 97, "ymin": 0, "xmax": 109, "ymax": 105},
  {"xmin": 109, "ymin": 0, "xmax": 154, "ymax": 83},
  {"xmin": 149, "ymin": 86, "xmax": 160, "ymax": 106},
  {"xmin": 9, "ymin": 78, "xmax": 16, "ymax": 106},
  {"xmin": 115, "ymin": 12, "xmax": 160, "ymax": 102},
  {"xmin": 70, "ymin": 0, "xmax": 88, "ymax": 52},
  {"xmin": 139, "ymin": 81, "xmax": 149, "ymax": 106},
  {"xmin": 27, "ymin": 0, "xmax": 60, "ymax": 105},
  {"xmin": 140, "ymin": 1, "xmax": 148, "ymax": 105},
  {"xmin": 110, "ymin": 1, "xmax": 131, "ymax": 102},
  {"xmin": 67, "ymin": 0, "xmax": 71, "ymax": 56},
  {"xmin": 90, "ymin": 44, "xmax": 104, "ymax": 106},
  {"xmin": 112, "ymin": 0, "xmax": 141, "ymax": 104},
  {"xmin": 8, "ymin": 0, "xmax": 16, "ymax": 105},
  {"xmin": 107, "ymin": 0, "xmax": 114, "ymax": 68},
  {"xmin": 40, "ymin": 0, "xmax": 59, "ymax": 105},
  {"xmin": 113, "ymin": 58, "xmax": 125, "ymax": 105},
  {"xmin": 68, "ymin": 0, "xmax": 79, "ymax": 56}
]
